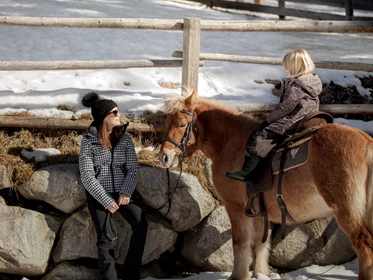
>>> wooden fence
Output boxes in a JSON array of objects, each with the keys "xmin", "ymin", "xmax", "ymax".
[
  {"xmin": 185, "ymin": 0, "xmax": 373, "ymax": 20},
  {"xmin": 0, "ymin": 16, "xmax": 372, "ymax": 130}
]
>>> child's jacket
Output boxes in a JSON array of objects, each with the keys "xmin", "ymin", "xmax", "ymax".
[{"xmin": 266, "ymin": 74, "xmax": 322, "ymax": 135}]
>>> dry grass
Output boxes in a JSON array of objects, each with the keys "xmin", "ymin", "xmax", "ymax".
[{"xmin": 0, "ymin": 128, "xmax": 82, "ymax": 188}]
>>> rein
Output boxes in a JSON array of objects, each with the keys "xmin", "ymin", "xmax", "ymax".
[{"xmin": 158, "ymin": 110, "xmax": 197, "ymax": 216}]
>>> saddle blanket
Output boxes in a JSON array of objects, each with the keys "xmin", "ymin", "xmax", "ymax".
[{"xmin": 271, "ymin": 141, "xmax": 310, "ymax": 175}]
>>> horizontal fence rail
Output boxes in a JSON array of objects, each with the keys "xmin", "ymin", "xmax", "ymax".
[
  {"xmin": 186, "ymin": 0, "xmax": 373, "ymax": 21},
  {"xmin": 0, "ymin": 60, "xmax": 204, "ymax": 71},
  {"xmin": 0, "ymin": 116, "xmax": 164, "ymax": 132},
  {"xmin": 235, "ymin": 104, "xmax": 373, "ymax": 115},
  {"xmin": 173, "ymin": 51, "xmax": 373, "ymax": 72},
  {"xmin": 0, "ymin": 17, "xmax": 372, "ymax": 33},
  {"xmin": 284, "ymin": 0, "xmax": 372, "ymax": 10},
  {"xmin": 1, "ymin": 103, "xmax": 373, "ymax": 131}
]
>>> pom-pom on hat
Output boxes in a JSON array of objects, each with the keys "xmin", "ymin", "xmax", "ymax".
[{"xmin": 82, "ymin": 92, "xmax": 117, "ymax": 123}]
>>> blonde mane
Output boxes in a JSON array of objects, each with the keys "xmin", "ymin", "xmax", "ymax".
[
  {"xmin": 162, "ymin": 87, "xmax": 195, "ymax": 114},
  {"xmin": 162, "ymin": 88, "xmax": 239, "ymax": 116}
]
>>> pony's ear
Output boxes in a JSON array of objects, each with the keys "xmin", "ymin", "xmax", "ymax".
[{"xmin": 185, "ymin": 90, "xmax": 197, "ymax": 110}]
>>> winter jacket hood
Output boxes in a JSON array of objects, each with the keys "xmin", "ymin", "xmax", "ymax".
[{"xmin": 282, "ymin": 74, "xmax": 322, "ymax": 99}]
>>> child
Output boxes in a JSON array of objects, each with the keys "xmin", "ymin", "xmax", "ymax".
[{"xmin": 226, "ymin": 49, "xmax": 323, "ymax": 182}]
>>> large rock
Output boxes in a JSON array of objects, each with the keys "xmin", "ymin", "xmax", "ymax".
[
  {"xmin": 0, "ymin": 197, "xmax": 58, "ymax": 276},
  {"xmin": 181, "ymin": 206, "xmax": 233, "ymax": 271},
  {"xmin": 53, "ymin": 207, "xmax": 177, "ymax": 265},
  {"xmin": 41, "ymin": 262, "xmax": 99, "ymax": 280},
  {"xmin": 18, "ymin": 164, "xmax": 86, "ymax": 213},
  {"xmin": 0, "ymin": 165, "xmax": 10, "ymax": 190},
  {"xmin": 270, "ymin": 215, "xmax": 356, "ymax": 269},
  {"xmin": 136, "ymin": 166, "xmax": 215, "ymax": 232}
]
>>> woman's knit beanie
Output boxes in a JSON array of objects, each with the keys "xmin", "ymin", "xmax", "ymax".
[{"xmin": 82, "ymin": 92, "xmax": 117, "ymax": 124}]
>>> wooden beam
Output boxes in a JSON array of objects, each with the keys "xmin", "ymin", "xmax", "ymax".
[
  {"xmin": 0, "ymin": 17, "xmax": 184, "ymax": 30},
  {"xmin": 235, "ymin": 104, "xmax": 373, "ymax": 115},
  {"xmin": 0, "ymin": 116, "xmax": 164, "ymax": 132},
  {"xmin": 0, "ymin": 16, "xmax": 372, "ymax": 33},
  {"xmin": 182, "ymin": 17, "xmax": 201, "ymax": 93},
  {"xmin": 206, "ymin": 0, "xmax": 347, "ymax": 20},
  {"xmin": 285, "ymin": 0, "xmax": 345, "ymax": 8},
  {"xmin": 0, "ymin": 59, "xmax": 204, "ymax": 71},
  {"xmin": 345, "ymin": 0, "xmax": 353, "ymax": 20},
  {"xmin": 1, "ymin": 104, "xmax": 372, "ymax": 131},
  {"xmin": 173, "ymin": 51, "xmax": 373, "ymax": 72},
  {"xmin": 199, "ymin": 20, "xmax": 373, "ymax": 32}
]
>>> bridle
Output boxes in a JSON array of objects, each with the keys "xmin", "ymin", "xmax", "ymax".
[
  {"xmin": 157, "ymin": 109, "xmax": 198, "ymax": 216},
  {"xmin": 163, "ymin": 110, "xmax": 197, "ymax": 155}
]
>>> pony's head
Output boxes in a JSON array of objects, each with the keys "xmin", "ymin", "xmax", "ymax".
[{"xmin": 158, "ymin": 89, "xmax": 199, "ymax": 168}]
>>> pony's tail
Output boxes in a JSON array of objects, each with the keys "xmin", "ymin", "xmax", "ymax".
[{"xmin": 364, "ymin": 142, "xmax": 373, "ymax": 234}]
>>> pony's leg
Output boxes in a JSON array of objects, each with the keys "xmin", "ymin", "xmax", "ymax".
[
  {"xmin": 226, "ymin": 205, "xmax": 255, "ymax": 280},
  {"xmin": 321, "ymin": 149, "xmax": 373, "ymax": 280},
  {"xmin": 252, "ymin": 219, "xmax": 271, "ymax": 277},
  {"xmin": 334, "ymin": 210, "xmax": 373, "ymax": 280},
  {"xmin": 329, "ymin": 165, "xmax": 373, "ymax": 279}
]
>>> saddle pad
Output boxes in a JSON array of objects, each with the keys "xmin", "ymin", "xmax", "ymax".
[{"xmin": 271, "ymin": 141, "xmax": 310, "ymax": 175}]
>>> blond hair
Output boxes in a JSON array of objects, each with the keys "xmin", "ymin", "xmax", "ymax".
[{"xmin": 282, "ymin": 49, "xmax": 315, "ymax": 78}]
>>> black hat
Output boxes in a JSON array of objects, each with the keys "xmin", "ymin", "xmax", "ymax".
[{"xmin": 82, "ymin": 92, "xmax": 117, "ymax": 123}]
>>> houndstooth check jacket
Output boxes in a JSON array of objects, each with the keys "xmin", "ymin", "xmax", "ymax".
[{"xmin": 79, "ymin": 122, "xmax": 139, "ymax": 209}]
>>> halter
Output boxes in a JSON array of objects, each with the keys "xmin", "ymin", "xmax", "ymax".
[
  {"xmin": 158, "ymin": 109, "xmax": 198, "ymax": 216},
  {"xmin": 163, "ymin": 109, "xmax": 197, "ymax": 155}
]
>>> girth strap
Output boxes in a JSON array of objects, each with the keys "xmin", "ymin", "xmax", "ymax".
[{"xmin": 277, "ymin": 145, "xmax": 299, "ymax": 239}]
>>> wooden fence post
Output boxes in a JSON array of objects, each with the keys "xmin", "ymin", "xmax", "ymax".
[
  {"xmin": 278, "ymin": 0, "xmax": 286, "ymax": 20},
  {"xmin": 182, "ymin": 17, "xmax": 201, "ymax": 93},
  {"xmin": 345, "ymin": 0, "xmax": 353, "ymax": 20}
]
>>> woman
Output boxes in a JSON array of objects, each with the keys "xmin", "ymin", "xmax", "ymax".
[
  {"xmin": 79, "ymin": 92, "xmax": 148, "ymax": 280},
  {"xmin": 226, "ymin": 49, "xmax": 323, "ymax": 183}
]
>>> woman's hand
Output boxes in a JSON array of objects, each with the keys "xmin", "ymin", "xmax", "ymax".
[
  {"xmin": 118, "ymin": 193, "xmax": 130, "ymax": 206},
  {"xmin": 107, "ymin": 201, "xmax": 119, "ymax": 213}
]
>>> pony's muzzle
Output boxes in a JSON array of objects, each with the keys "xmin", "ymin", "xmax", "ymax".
[{"xmin": 158, "ymin": 149, "xmax": 179, "ymax": 169}]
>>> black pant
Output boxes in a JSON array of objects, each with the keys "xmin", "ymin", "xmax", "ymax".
[{"xmin": 87, "ymin": 193, "xmax": 148, "ymax": 280}]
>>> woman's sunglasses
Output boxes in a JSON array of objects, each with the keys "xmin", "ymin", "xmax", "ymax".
[{"xmin": 108, "ymin": 110, "xmax": 119, "ymax": 117}]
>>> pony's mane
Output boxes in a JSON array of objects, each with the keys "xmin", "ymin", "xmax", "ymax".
[
  {"xmin": 162, "ymin": 94, "xmax": 188, "ymax": 114},
  {"xmin": 162, "ymin": 88, "xmax": 239, "ymax": 116}
]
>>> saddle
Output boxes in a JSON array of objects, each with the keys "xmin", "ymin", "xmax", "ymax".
[{"xmin": 245, "ymin": 111, "xmax": 334, "ymax": 242}]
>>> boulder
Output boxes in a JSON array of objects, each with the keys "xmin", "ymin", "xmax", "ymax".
[
  {"xmin": 270, "ymin": 215, "xmax": 356, "ymax": 269},
  {"xmin": 0, "ymin": 197, "xmax": 59, "ymax": 276},
  {"xmin": 18, "ymin": 164, "xmax": 86, "ymax": 213},
  {"xmin": 136, "ymin": 166, "xmax": 215, "ymax": 232},
  {"xmin": 41, "ymin": 261, "xmax": 99, "ymax": 280},
  {"xmin": 181, "ymin": 206, "xmax": 233, "ymax": 271},
  {"xmin": 53, "ymin": 207, "xmax": 177, "ymax": 265}
]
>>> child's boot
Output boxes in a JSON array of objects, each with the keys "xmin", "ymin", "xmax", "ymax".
[{"xmin": 226, "ymin": 155, "xmax": 260, "ymax": 182}]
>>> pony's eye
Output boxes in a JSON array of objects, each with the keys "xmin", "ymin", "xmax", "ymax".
[{"xmin": 179, "ymin": 123, "xmax": 187, "ymax": 128}]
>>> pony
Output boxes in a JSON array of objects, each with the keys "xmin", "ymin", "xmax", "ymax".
[{"xmin": 158, "ymin": 89, "xmax": 373, "ymax": 280}]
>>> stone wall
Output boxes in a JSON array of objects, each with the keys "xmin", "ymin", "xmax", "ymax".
[{"xmin": 0, "ymin": 164, "xmax": 356, "ymax": 279}]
